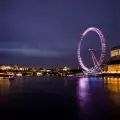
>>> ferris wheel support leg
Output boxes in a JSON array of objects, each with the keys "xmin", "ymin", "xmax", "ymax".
[
  {"xmin": 90, "ymin": 51, "xmax": 97, "ymax": 68},
  {"xmin": 92, "ymin": 52, "xmax": 102, "ymax": 72}
]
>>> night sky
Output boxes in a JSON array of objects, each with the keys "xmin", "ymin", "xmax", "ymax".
[{"xmin": 0, "ymin": 0, "xmax": 120, "ymax": 68}]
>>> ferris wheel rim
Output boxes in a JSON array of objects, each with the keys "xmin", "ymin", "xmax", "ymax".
[{"xmin": 77, "ymin": 27, "xmax": 106, "ymax": 72}]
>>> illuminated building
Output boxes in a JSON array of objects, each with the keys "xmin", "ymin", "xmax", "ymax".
[
  {"xmin": 107, "ymin": 46, "xmax": 120, "ymax": 73},
  {"xmin": 0, "ymin": 66, "xmax": 12, "ymax": 70},
  {"xmin": 111, "ymin": 46, "xmax": 120, "ymax": 57},
  {"xmin": 63, "ymin": 66, "xmax": 70, "ymax": 71},
  {"xmin": 100, "ymin": 64, "xmax": 108, "ymax": 71}
]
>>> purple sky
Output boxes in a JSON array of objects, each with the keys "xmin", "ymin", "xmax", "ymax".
[{"xmin": 0, "ymin": 0, "xmax": 120, "ymax": 68}]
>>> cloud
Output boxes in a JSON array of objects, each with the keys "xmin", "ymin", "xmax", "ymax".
[
  {"xmin": 0, "ymin": 47, "xmax": 75, "ymax": 57},
  {"xmin": 0, "ymin": 42, "xmax": 75, "ymax": 57},
  {"xmin": 0, "ymin": 48, "xmax": 60, "ymax": 57}
]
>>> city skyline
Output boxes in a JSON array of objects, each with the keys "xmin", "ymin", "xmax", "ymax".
[{"xmin": 0, "ymin": 0, "xmax": 120, "ymax": 67}]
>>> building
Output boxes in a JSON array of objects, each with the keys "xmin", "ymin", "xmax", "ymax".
[
  {"xmin": 107, "ymin": 46, "xmax": 120, "ymax": 73},
  {"xmin": 111, "ymin": 46, "xmax": 120, "ymax": 57},
  {"xmin": 100, "ymin": 64, "xmax": 108, "ymax": 71}
]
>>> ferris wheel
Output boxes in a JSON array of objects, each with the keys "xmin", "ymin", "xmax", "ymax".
[{"xmin": 77, "ymin": 27, "xmax": 106, "ymax": 72}]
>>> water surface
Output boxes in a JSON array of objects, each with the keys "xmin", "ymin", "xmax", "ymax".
[{"xmin": 0, "ymin": 76, "xmax": 120, "ymax": 120}]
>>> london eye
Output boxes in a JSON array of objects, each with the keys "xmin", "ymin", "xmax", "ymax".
[{"xmin": 77, "ymin": 27, "xmax": 106, "ymax": 73}]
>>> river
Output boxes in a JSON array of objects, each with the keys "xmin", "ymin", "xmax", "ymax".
[{"xmin": 0, "ymin": 76, "xmax": 120, "ymax": 120}]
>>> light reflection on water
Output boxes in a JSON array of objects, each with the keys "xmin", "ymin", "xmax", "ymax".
[
  {"xmin": 77, "ymin": 77, "xmax": 120, "ymax": 92},
  {"xmin": 0, "ymin": 78, "xmax": 10, "ymax": 95},
  {"xmin": 77, "ymin": 78, "xmax": 90, "ymax": 112},
  {"xmin": 77, "ymin": 76, "xmax": 120, "ymax": 112},
  {"xmin": 105, "ymin": 77, "xmax": 120, "ymax": 105},
  {"xmin": 78, "ymin": 78, "xmax": 89, "ymax": 97},
  {"xmin": 0, "ymin": 76, "xmax": 120, "ymax": 94},
  {"xmin": 103, "ymin": 77, "xmax": 120, "ymax": 92}
]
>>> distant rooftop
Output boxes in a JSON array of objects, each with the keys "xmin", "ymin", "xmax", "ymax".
[
  {"xmin": 108, "ymin": 59, "xmax": 120, "ymax": 65},
  {"xmin": 111, "ymin": 46, "xmax": 120, "ymax": 51}
]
